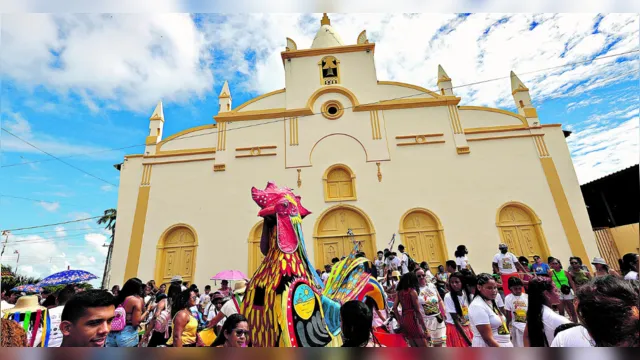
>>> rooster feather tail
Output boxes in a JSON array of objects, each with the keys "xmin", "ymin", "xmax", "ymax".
[{"xmin": 321, "ymin": 252, "xmax": 387, "ymax": 336}]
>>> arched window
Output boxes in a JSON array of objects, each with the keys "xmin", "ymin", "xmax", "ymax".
[{"xmin": 323, "ymin": 164, "xmax": 356, "ymax": 202}]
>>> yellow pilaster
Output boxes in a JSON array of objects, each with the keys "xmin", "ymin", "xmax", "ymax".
[
  {"xmin": 539, "ymin": 157, "xmax": 590, "ymax": 267},
  {"xmin": 124, "ymin": 164, "xmax": 152, "ymax": 280}
]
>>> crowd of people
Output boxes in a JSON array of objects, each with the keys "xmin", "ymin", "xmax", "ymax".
[{"xmin": 0, "ymin": 245, "xmax": 638, "ymax": 348}]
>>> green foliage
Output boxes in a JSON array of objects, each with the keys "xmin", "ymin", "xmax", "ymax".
[{"xmin": 1, "ymin": 265, "xmax": 42, "ymax": 292}]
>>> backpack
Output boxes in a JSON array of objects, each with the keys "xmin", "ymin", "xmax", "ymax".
[
  {"xmin": 111, "ymin": 298, "xmax": 129, "ymax": 332},
  {"xmin": 154, "ymin": 300, "xmax": 171, "ymax": 338}
]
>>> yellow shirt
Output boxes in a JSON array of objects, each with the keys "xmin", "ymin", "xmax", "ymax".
[{"xmin": 167, "ymin": 312, "xmax": 198, "ymax": 346}]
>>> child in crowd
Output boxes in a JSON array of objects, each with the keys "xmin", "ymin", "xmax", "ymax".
[{"xmin": 504, "ymin": 277, "xmax": 528, "ymax": 347}]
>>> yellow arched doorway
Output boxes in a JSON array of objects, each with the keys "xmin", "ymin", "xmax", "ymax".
[
  {"xmin": 399, "ymin": 208, "xmax": 448, "ymax": 273},
  {"xmin": 496, "ymin": 202, "xmax": 550, "ymax": 262},
  {"xmin": 248, "ymin": 221, "xmax": 265, "ymax": 276},
  {"xmin": 314, "ymin": 205, "xmax": 376, "ymax": 268},
  {"xmin": 154, "ymin": 224, "xmax": 198, "ymax": 285}
]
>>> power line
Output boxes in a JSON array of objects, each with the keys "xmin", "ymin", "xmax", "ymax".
[
  {"xmin": 0, "ymin": 127, "xmax": 118, "ymax": 186},
  {"xmin": 10, "ymin": 226, "xmax": 105, "ymax": 236},
  {"xmin": 1, "ymin": 216, "xmax": 102, "ymax": 232},
  {"xmin": 0, "ymin": 144, "xmax": 145, "ymax": 168},
  {"xmin": 0, "ymin": 194, "xmax": 84, "ymax": 206},
  {"xmin": 1, "ymin": 49, "xmax": 637, "ymax": 169}
]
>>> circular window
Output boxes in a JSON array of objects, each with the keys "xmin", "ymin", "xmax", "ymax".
[{"xmin": 321, "ymin": 100, "xmax": 344, "ymax": 120}]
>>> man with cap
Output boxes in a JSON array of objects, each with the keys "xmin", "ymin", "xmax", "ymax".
[
  {"xmin": 171, "ymin": 275, "xmax": 186, "ymax": 291},
  {"xmin": 492, "ymin": 243, "xmax": 526, "ymax": 296},
  {"xmin": 205, "ymin": 280, "xmax": 247, "ymax": 330}
]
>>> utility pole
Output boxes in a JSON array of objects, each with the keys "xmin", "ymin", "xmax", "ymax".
[
  {"xmin": 14, "ymin": 250, "xmax": 19, "ymax": 274},
  {"xmin": 1, "ymin": 230, "xmax": 10, "ymax": 258}
]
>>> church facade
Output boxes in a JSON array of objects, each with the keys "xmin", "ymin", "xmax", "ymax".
[{"xmin": 110, "ymin": 15, "xmax": 599, "ymax": 287}]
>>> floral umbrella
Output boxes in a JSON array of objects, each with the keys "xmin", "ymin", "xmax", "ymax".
[
  {"xmin": 12, "ymin": 284, "xmax": 44, "ymax": 293},
  {"xmin": 37, "ymin": 269, "xmax": 97, "ymax": 287}
]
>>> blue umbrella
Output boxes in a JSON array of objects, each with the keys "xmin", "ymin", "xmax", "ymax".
[
  {"xmin": 12, "ymin": 284, "xmax": 44, "ymax": 293},
  {"xmin": 37, "ymin": 269, "xmax": 98, "ymax": 287}
]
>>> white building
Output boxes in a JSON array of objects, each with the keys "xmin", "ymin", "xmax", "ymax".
[{"xmin": 110, "ymin": 14, "xmax": 598, "ymax": 287}]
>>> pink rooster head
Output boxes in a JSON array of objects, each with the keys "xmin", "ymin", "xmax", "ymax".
[{"xmin": 251, "ymin": 182, "xmax": 311, "ymax": 255}]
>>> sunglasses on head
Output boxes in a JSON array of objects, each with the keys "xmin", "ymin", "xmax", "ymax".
[{"xmin": 234, "ymin": 329, "xmax": 249, "ymax": 337}]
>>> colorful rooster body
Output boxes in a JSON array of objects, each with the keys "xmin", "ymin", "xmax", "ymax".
[{"xmin": 243, "ymin": 182, "xmax": 385, "ymax": 347}]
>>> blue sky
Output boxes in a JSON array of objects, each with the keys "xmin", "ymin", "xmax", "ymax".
[{"xmin": 0, "ymin": 13, "xmax": 638, "ymax": 286}]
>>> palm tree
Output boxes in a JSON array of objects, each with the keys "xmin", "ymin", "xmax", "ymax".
[{"xmin": 98, "ymin": 209, "xmax": 117, "ymax": 290}]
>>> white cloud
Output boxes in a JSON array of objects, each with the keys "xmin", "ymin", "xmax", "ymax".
[
  {"xmin": 566, "ymin": 97, "xmax": 603, "ymax": 112},
  {"xmin": 39, "ymin": 201, "xmax": 60, "ymax": 212},
  {"xmin": 1, "ymin": 13, "xmax": 214, "ymax": 112},
  {"xmin": 2, "ymin": 110, "xmax": 115, "ymax": 158},
  {"xmin": 85, "ymin": 233, "xmax": 109, "ymax": 256},
  {"xmin": 100, "ymin": 185, "xmax": 114, "ymax": 192},
  {"xmin": 568, "ymin": 117, "xmax": 640, "ymax": 184},
  {"xmin": 55, "ymin": 226, "xmax": 67, "ymax": 238}
]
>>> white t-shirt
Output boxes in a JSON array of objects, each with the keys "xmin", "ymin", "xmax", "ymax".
[
  {"xmin": 200, "ymin": 293, "xmax": 210, "ymax": 304},
  {"xmin": 220, "ymin": 296, "xmax": 243, "ymax": 317},
  {"xmin": 551, "ymin": 325, "xmax": 595, "ymax": 347},
  {"xmin": 321, "ymin": 272, "xmax": 329, "ymax": 283},
  {"xmin": 0, "ymin": 300, "xmax": 14, "ymax": 313},
  {"xmin": 503, "ymin": 293, "xmax": 528, "ymax": 331},
  {"xmin": 444, "ymin": 291, "xmax": 470, "ymax": 325},
  {"xmin": 469, "ymin": 296, "xmax": 512, "ymax": 347},
  {"xmin": 542, "ymin": 305, "xmax": 570, "ymax": 345},
  {"xmin": 374, "ymin": 259, "xmax": 385, "ymax": 276},
  {"xmin": 624, "ymin": 271, "xmax": 638, "ymax": 280},
  {"xmin": 493, "ymin": 252, "xmax": 519, "ymax": 274},
  {"xmin": 456, "ymin": 256, "xmax": 469, "ymax": 270},
  {"xmin": 418, "ymin": 283, "xmax": 440, "ymax": 320},
  {"xmin": 385, "ymin": 257, "xmax": 401, "ymax": 272},
  {"xmin": 46, "ymin": 305, "xmax": 65, "ymax": 347},
  {"xmin": 399, "ymin": 252, "xmax": 409, "ymax": 274}
]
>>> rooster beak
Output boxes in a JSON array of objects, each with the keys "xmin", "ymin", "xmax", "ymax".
[{"xmin": 258, "ymin": 205, "xmax": 276, "ymax": 217}]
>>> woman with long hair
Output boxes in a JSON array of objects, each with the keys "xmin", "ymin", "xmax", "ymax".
[
  {"xmin": 549, "ymin": 258, "xmax": 578, "ymax": 322},
  {"xmin": 393, "ymin": 272, "xmax": 429, "ymax": 347},
  {"xmin": 591, "ymin": 257, "xmax": 620, "ymax": 278},
  {"xmin": 571, "ymin": 276, "xmax": 638, "ymax": 347},
  {"xmin": 619, "ymin": 253, "xmax": 639, "ymax": 280},
  {"xmin": 523, "ymin": 277, "xmax": 569, "ymax": 347},
  {"xmin": 444, "ymin": 272, "xmax": 473, "ymax": 347},
  {"xmin": 454, "ymin": 245, "xmax": 470, "ymax": 271},
  {"xmin": 106, "ymin": 278, "xmax": 148, "ymax": 347},
  {"xmin": 210, "ymin": 313, "xmax": 249, "ymax": 347},
  {"xmin": 167, "ymin": 289, "xmax": 199, "ymax": 347},
  {"xmin": 341, "ymin": 300, "xmax": 382, "ymax": 347},
  {"xmin": 468, "ymin": 273, "xmax": 512, "ymax": 347}
]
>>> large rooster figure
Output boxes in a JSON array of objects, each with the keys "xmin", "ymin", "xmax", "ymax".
[{"xmin": 243, "ymin": 182, "xmax": 386, "ymax": 347}]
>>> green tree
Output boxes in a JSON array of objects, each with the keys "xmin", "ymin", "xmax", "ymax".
[
  {"xmin": 98, "ymin": 209, "xmax": 117, "ymax": 290},
  {"xmin": 1, "ymin": 265, "xmax": 42, "ymax": 292}
]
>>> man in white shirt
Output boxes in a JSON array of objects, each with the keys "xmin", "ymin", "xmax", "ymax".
[
  {"xmin": 385, "ymin": 252, "xmax": 401, "ymax": 273},
  {"xmin": 207, "ymin": 281, "xmax": 246, "ymax": 329},
  {"xmin": 46, "ymin": 287, "xmax": 75, "ymax": 347},
  {"xmin": 374, "ymin": 251, "xmax": 385, "ymax": 278},
  {"xmin": 397, "ymin": 245, "xmax": 410, "ymax": 275},
  {"xmin": 199, "ymin": 285, "xmax": 211, "ymax": 312},
  {"xmin": 1, "ymin": 291, "xmax": 17, "ymax": 314},
  {"xmin": 171, "ymin": 275, "xmax": 186, "ymax": 291},
  {"xmin": 492, "ymin": 244, "xmax": 526, "ymax": 296},
  {"xmin": 321, "ymin": 265, "xmax": 331, "ymax": 283}
]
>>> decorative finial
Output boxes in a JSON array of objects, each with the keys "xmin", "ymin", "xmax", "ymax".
[{"xmin": 321, "ymin": 13, "xmax": 330, "ymax": 26}]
